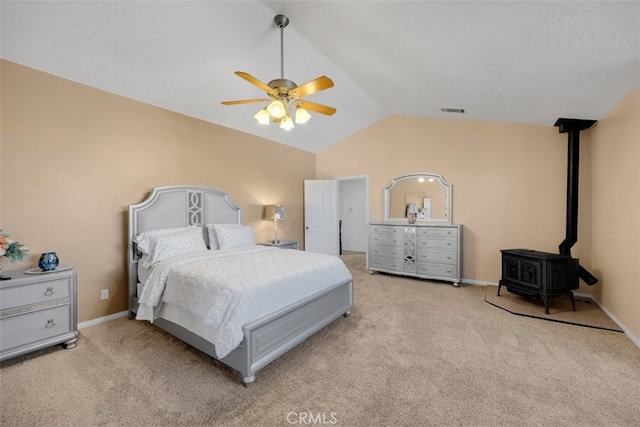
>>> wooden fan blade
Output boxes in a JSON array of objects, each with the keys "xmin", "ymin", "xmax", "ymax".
[
  {"xmin": 298, "ymin": 100, "xmax": 336, "ymax": 116},
  {"xmin": 289, "ymin": 76, "xmax": 334, "ymax": 99},
  {"xmin": 234, "ymin": 71, "xmax": 274, "ymax": 94},
  {"xmin": 221, "ymin": 98, "xmax": 270, "ymax": 105}
]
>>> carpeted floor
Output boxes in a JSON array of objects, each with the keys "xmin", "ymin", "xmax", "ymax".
[
  {"xmin": 1, "ymin": 253, "xmax": 639, "ymax": 427},
  {"xmin": 484, "ymin": 285, "xmax": 623, "ymax": 332}
]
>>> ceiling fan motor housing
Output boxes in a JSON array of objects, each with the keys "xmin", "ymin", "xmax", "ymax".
[{"xmin": 268, "ymin": 78, "xmax": 297, "ymax": 96}]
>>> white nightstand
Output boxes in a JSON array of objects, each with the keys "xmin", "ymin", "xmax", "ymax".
[
  {"xmin": 258, "ymin": 240, "xmax": 299, "ymax": 250},
  {"xmin": 0, "ymin": 268, "xmax": 79, "ymax": 361}
]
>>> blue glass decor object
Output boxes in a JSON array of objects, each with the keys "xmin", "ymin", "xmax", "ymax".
[{"xmin": 38, "ymin": 252, "xmax": 59, "ymax": 271}]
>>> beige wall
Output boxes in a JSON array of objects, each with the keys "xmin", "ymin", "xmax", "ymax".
[
  {"xmin": 590, "ymin": 87, "xmax": 640, "ymax": 337},
  {"xmin": 0, "ymin": 60, "xmax": 315, "ymax": 322}
]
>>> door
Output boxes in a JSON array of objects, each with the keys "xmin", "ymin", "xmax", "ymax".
[{"xmin": 304, "ymin": 180, "xmax": 339, "ymax": 255}]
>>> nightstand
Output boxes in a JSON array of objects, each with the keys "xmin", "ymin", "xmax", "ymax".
[
  {"xmin": 0, "ymin": 268, "xmax": 79, "ymax": 361},
  {"xmin": 258, "ymin": 240, "xmax": 299, "ymax": 250}
]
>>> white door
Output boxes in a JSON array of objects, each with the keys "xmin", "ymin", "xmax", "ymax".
[{"xmin": 304, "ymin": 180, "xmax": 339, "ymax": 255}]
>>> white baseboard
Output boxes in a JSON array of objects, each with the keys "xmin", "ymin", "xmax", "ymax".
[
  {"xmin": 462, "ymin": 281, "xmax": 639, "ymax": 349},
  {"xmin": 573, "ymin": 292, "xmax": 640, "ymax": 348},
  {"xmin": 78, "ymin": 310, "xmax": 129, "ymax": 330}
]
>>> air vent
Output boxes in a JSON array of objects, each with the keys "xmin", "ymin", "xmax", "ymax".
[{"xmin": 441, "ymin": 108, "xmax": 465, "ymax": 114}]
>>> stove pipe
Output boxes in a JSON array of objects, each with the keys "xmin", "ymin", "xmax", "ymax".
[{"xmin": 554, "ymin": 118, "xmax": 598, "ymax": 286}]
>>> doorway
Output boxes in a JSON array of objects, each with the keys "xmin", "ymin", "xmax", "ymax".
[{"xmin": 337, "ymin": 176, "xmax": 368, "ymax": 253}]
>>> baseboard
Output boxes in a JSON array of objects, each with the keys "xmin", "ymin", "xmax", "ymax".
[
  {"xmin": 574, "ymin": 292, "xmax": 640, "ymax": 349},
  {"xmin": 78, "ymin": 310, "xmax": 129, "ymax": 330},
  {"xmin": 465, "ymin": 281, "xmax": 639, "ymax": 349}
]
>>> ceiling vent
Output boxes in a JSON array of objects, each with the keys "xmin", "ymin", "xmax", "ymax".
[{"xmin": 441, "ymin": 108, "xmax": 465, "ymax": 114}]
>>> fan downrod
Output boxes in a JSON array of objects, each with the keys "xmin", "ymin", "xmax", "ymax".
[{"xmin": 274, "ymin": 14, "xmax": 289, "ymax": 29}]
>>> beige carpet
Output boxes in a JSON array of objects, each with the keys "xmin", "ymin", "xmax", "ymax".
[
  {"xmin": 484, "ymin": 285, "xmax": 623, "ymax": 332},
  {"xmin": 1, "ymin": 253, "xmax": 639, "ymax": 427}
]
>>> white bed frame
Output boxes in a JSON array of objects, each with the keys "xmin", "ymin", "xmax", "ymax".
[{"xmin": 127, "ymin": 185, "xmax": 353, "ymax": 385}]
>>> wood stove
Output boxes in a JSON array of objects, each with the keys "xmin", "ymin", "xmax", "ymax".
[
  {"xmin": 498, "ymin": 249, "xmax": 578, "ymax": 314},
  {"xmin": 498, "ymin": 118, "xmax": 598, "ymax": 312}
]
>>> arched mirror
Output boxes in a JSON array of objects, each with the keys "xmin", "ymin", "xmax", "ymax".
[{"xmin": 384, "ymin": 173, "xmax": 452, "ymax": 224}]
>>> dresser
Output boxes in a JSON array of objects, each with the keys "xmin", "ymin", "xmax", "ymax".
[
  {"xmin": 368, "ymin": 223, "xmax": 462, "ymax": 285},
  {"xmin": 0, "ymin": 268, "xmax": 79, "ymax": 361}
]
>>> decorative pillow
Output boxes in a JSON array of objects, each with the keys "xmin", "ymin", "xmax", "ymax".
[
  {"xmin": 134, "ymin": 226, "xmax": 207, "ymax": 267},
  {"xmin": 212, "ymin": 224, "xmax": 255, "ymax": 250}
]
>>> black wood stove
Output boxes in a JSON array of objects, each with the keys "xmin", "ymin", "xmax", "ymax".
[{"xmin": 498, "ymin": 118, "xmax": 598, "ymax": 313}]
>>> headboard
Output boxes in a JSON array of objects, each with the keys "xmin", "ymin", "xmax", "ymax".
[{"xmin": 127, "ymin": 185, "xmax": 242, "ymax": 311}]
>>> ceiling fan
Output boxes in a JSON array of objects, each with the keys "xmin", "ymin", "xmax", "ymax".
[{"xmin": 221, "ymin": 14, "xmax": 336, "ymax": 131}]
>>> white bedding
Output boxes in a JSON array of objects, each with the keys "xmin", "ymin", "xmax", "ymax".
[{"xmin": 136, "ymin": 246, "xmax": 352, "ymax": 359}]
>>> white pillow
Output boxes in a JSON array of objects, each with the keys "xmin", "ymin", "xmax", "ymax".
[
  {"xmin": 134, "ymin": 226, "xmax": 192, "ymax": 254},
  {"xmin": 134, "ymin": 226, "xmax": 207, "ymax": 267},
  {"xmin": 212, "ymin": 224, "xmax": 255, "ymax": 250}
]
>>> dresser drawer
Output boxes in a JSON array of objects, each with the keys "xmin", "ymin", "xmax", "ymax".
[
  {"xmin": 369, "ymin": 256, "xmax": 403, "ymax": 272},
  {"xmin": 416, "ymin": 227, "xmax": 458, "ymax": 238},
  {"xmin": 417, "ymin": 237, "xmax": 457, "ymax": 251},
  {"xmin": 416, "ymin": 262, "xmax": 458, "ymax": 279},
  {"xmin": 417, "ymin": 250, "xmax": 456, "ymax": 265},
  {"xmin": 0, "ymin": 277, "xmax": 71, "ymax": 310},
  {"xmin": 369, "ymin": 245, "xmax": 402, "ymax": 259},
  {"xmin": 0, "ymin": 305, "xmax": 72, "ymax": 351},
  {"xmin": 369, "ymin": 225, "xmax": 404, "ymax": 236},
  {"xmin": 370, "ymin": 233, "xmax": 403, "ymax": 247}
]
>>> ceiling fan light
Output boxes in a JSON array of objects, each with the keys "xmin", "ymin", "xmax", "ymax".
[
  {"xmin": 254, "ymin": 108, "xmax": 270, "ymax": 125},
  {"xmin": 267, "ymin": 100, "xmax": 286, "ymax": 118},
  {"xmin": 280, "ymin": 116, "xmax": 295, "ymax": 131},
  {"xmin": 295, "ymin": 107, "xmax": 311, "ymax": 124}
]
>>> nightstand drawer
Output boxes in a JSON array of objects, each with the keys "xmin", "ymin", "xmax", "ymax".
[
  {"xmin": 0, "ymin": 305, "xmax": 72, "ymax": 351},
  {"xmin": 0, "ymin": 277, "xmax": 71, "ymax": 310}
]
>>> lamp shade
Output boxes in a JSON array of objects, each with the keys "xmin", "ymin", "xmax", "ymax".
[{"xmin": 264, "ymin": 204, "xmax": 286, "ymax": 221}]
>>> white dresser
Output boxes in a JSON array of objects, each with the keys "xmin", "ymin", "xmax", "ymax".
[
  {"xmin": 0, "ymin": 268, "xmax": 79, "ymax": 361},
  {"xmin": 368, "ymin": 223, "xmax": 462, "ymax": 285}
]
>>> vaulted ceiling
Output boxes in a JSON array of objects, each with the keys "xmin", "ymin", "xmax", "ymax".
[{"xmin": 2, "ymin": 1, "xmax": 639, "ymax": 153}]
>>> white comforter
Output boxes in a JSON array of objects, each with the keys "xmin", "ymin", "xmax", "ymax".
[{"xmin": 136, "ymin": 246, "xmax": 352, "ymax": 359}]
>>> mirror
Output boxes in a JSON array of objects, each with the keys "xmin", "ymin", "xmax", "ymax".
[{"xmin": 384, "ymin": 173, "xmax": 452, "ymax": 224}]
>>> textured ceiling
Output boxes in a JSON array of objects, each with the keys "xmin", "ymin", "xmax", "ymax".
[{"xmin": 2, "ymin": 1, "xmax": 639, "ymax": 153}]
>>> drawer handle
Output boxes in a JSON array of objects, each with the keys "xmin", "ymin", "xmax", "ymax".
[
  {"xmin": 447, "ymin": 243, "xmax": 452, "ymax": 246},
  {"xmin": 44, "ymin": 287, "xmax": 54, "ymax": 296},
  {"xmin": 447, "ymin": 231, "xmax": 451, "ymax": 235},
  {"xmin": 447, "ymin": 269, "xmax": 452, "ymax": 273},
  {"xmin": 447, "ymin": 256, "xmax": 452, "ymax": 260},
  {"xmin": 45, "ymin": 319, "xmax": 56, "ymax": 328},
  {"xmin": 393, "ymin": 250, "xmax": 397, "ymax": 255}
]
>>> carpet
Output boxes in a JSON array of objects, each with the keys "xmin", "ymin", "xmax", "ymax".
[{"xmin": 484, "ymin": 285, "xmax": 622, "ymax": 332}]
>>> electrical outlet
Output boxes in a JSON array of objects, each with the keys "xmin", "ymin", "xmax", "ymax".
[{"xmin": 101, "ymin": 289, "xmax": 109, "ymax": 300}]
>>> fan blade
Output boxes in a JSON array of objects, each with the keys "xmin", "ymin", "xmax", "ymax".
[
  {"xmin": 298, "ymin": 100, "xmax": 336, "ymax": 116},
  {"xmin": 234, "ymin": 71, "xmax": 275, "ymax": 94},
  {"xmin": 221, "ymin": 98, "xmax": 270, "ymax": 105},
  {"xmin": 289, "ymin": 76, "xmax": 334, "ymax": 98}
]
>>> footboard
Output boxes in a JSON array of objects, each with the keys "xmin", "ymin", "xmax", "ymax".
[
  {"xmin": 146, "ymin": 278, "xmax": 353, "ymax": 385},
  {"xmin": 221, "ymin": 278, "xmax": 353, "ymax": 384}
]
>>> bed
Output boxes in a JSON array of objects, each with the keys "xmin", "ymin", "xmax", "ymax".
[{"xmin": 127, "ymin": 185, "xmax": 353, "ymax": 385}]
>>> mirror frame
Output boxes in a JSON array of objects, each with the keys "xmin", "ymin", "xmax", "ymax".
[{"xmin": 384, "ymin": 173, "xmax": 452, "ymax": 224}]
